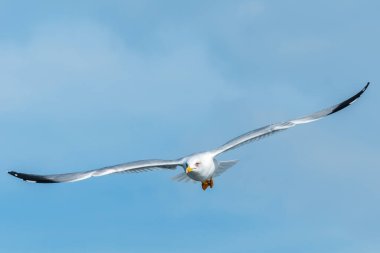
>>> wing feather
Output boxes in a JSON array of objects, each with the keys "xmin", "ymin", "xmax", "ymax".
[
  {"xmin": 172, "ymin": 173, "xmax": 196, "ymax": 183},
  {"xmin": 212, "ymin": 83, "xmax": 370, "ymax": 156},
  {"xmin": 8, "ymin": 159, "xmax": 183, "ymax": 183}
]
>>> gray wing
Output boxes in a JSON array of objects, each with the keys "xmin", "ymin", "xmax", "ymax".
[
  {"xmin": 8, "ymin": 159, "xmax": 183, "ymax": 183},
  {"xmin": 214, "ymin": 160, "xmax": 239, "ymax": 177},
  {"xmin": 212, "ymin": 83, "xmax": 370, "ymax": 156},
  {"xmin": 172, "ymin": 173, "xmax": 197, "ymax": 183}
]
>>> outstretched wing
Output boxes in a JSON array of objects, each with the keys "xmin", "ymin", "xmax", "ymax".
[
  {"xmin": 212, "ymin": 82, "xmax": 370, "ymax": 156},
  {"xmin": 172, "ymin": 173, "xmax": 197, "ymax": 183},
  {"xmin": 8, "ymin": 159, "xmax": 183, "ymax": 183},
  {"xmin": 214, "ymin": 160, "xmax": 239, "ymax": 177}
]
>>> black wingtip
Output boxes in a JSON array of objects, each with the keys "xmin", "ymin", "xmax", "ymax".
[
  {"xmin": 8, "ymin": 171, "xmax": 18, "ymax": 177},
  {"xmin": 363, "ymin": 82, "xmax": 370, "ymax": 91},
  {"xmin": 8, "ymin": 170, "xmax": 58, "ymax": 183},
  {"xmin": 328, "ymin": 82, "xmax": 370, "ymax": 115},
  {"xmin": 8, "ymin": 171, "xmax": 27, "ymax": 181},
  {"xmin": 360, "ymin": 82, "xmax": 370, "ymax": 97}
]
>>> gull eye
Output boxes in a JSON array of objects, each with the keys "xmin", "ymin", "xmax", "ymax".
[{"xmin": 195, "ymin": 162, "xmax": 201, "ymax": 167}]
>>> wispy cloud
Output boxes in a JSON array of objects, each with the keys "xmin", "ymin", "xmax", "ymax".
[
  {"xmin": 0, "ymin": 21, "xmax": 240, "ymax": 119},
  {"xmin": 0, "ymin": 1, "xmax": 378, "ymax": 253}
]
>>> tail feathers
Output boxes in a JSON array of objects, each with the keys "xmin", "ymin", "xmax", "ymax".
[
  {"xmin": 214, "ymin": 160, "xmax": 239, "ymax": 177},
  {"xmin": 172, "ymin": 173, "xmax": 196, "ymax": 183}
]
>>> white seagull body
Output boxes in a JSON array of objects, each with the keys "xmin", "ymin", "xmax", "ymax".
[{"xmin": 9, "ymin": 83, "xmax": 370, "ymax": 190}]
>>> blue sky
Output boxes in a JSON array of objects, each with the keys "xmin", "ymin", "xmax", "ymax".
[{"xmin": 0, "ymin": 1, "xmax": 379, "ymax": 252}]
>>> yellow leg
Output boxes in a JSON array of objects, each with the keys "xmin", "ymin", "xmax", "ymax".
[
  {"xmin": 201, "ymin": 178, "xmax": 214, "ymax": 191},
  {"xmin": 202, "ymin": 181, "xmax": 209, "ymax": 190}
]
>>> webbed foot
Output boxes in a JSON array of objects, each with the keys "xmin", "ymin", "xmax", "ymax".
[{"xmin": 201, "ymin": 178, "xmax": 214, "ymax": 191}]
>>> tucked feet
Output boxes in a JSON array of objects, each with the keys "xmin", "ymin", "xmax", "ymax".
[{"xmin": 201, "ymin": 178, "xmax": 214, "ymax": 191}]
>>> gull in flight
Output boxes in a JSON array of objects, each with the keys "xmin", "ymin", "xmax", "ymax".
[{"xmin": 9, "ymin": 83, "xmax": 370, "ymax": 190}]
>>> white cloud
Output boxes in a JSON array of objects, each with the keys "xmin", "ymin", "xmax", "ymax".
[{"xmin": 0, "ymin": 20, "xmax": 239, "ymax": 119}]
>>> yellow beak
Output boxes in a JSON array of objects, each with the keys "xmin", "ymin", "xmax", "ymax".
[{"xmin": 186, "ymin": 167, "xmax": 193, "ymax": 174}]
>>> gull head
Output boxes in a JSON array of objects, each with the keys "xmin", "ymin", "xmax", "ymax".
[{"xmin": 184, "ymin": 152, "xmax": 214, "ymax": 175}]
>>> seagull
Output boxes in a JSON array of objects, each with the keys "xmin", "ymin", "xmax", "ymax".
[{"xmin": 8, "ymin": 83, "xmax": 370, "ymax": 190}]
